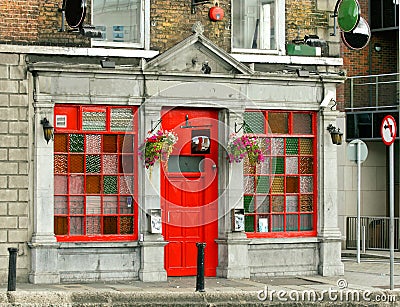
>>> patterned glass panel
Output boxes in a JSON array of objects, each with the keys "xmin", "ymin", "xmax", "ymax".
[
  {"xmin": 272, "ymin": 215, "xmax": 284, "ymax": 231},
  {"xmin": 286, "ymin": 157, "xmax": 298, "ymax": 174},
  {"xmin": 54, "ymin": 175, "xmax": 68, "ymax": 194},
  {"xmin": 70, "ymin": 175, "xmax": 84, "ymax": 194},
  {"xmin": 104, "ymin": 196, "xmax": 118, "ymax": 214},
  {"xmin": 269, "ymin": 113, "xmax": 288, "ymax": 134},
  {"xmin": 70, "ymin": 217, "xmax": 84, "ymax": 235},
  {"xmin": 54, "ymin": 155, "xmax": 68, "ymax": 173},
  {"xmin": 120, "ymin": 155, "xmax": 134, "ymax": 173},
  {"xmin": 293, "ymin": 113, "xmax": 312, "ymax": 134},
  {"xmin": 104, "ymin": 176, "xmax": 118, "ymax": 194},
  {"xmin": 256, "ymin": 176, "xmax": 269, "ymax": 193},
  {"xmin": 54, "ymin": 134, "xmax": 68, "ymax": 152},
  {"xmin": 300, "ymin": 176, "xmax": 313, "ymax": 193},
  {"xmin": 103, "ymin": 155, "xmax": 118, "ymax": 174},
  {"xmin": 86, "ymin": 175, "xmax": 101, "ymax": 193},
  {"xmin": 54, "ymin": 196, "xmax": 68, "ymax": 214},
  {"xmin": 300, "ymin": 157, "xmax": 313, "ymax": 174},
  {"xmin": 86, "ymin": 196, "xmax": 101, "ymax": 214},
  {"xmin": 300, "ymin": 195, "xmax": 313, "ymax": 212},
  {"xmin": 244, "ymin": 176, "xmax": 255, "ymax": 193},
  {"xmin": 286, "ymin": 176, "xmax": 299, "ymax": 193},
  {"xmin": 111, "ymin": 108, "xmax": 133, "ymax": 131},
  {"xmin": 119, "ymin": 176, "xmax": 133, "ymax": 194},
  {"xmin": 120, "ymin": 216, "xmax": 133, "ymax": 234},
  {"xmin": 54, "ymin": 217, "xmax": 68, "ymax": 235},
  {"xmin": 286, "ymin": 195, "xmax": 298, "ymax": 212},
  {"xmin": 86, "ymin": 155, "xmax": 101, "ymax": 173},
  {"xmin": 286, "ymin": 138, "xmax": 298, "ymax": 155},
  {"xmin": 271, "ymin": 195, "xmax": 284, "ymax": 212},
  {"xmin": 86, "ymin": 216, "xmax": 101, "ymax": 234},
  {"xmin": 256, "ymin": 196, "xmax": 269, "ymax": 213},
  {"xmin": 271, "ymin": 177, "xmax": 284, "ymax": 193},
  {"xmin": 286, "ymin": 215, "xmax": 298, "ymax": 231},
  {"xmin": 271, "ymin": 138, "xmax": 284, "ymax": 155},
  {"xmin": 300, "ymin": 214, "xmax": 313, "ymax": 230},
  {"xmin": 120, "ymin": 135, "xmax": 134, "ymax": 153},
  {"xmin": 243, "ymin": 159, "xmax": 256, "ymax": 174},
  {"xmin": 103, "ymin": 216, "xmax": 118, "ymax": 234},
  {"xmin": 103, "ymin": 135, "xmax": 117, "ymax": 153},
  {"xmin": 70, "ymin": 155, "xmax": 84, "ymax": 173},
  {"xmin": 245, "ymin": 215, "xmax": 255, "ymax": 232},
  {"xmin": 69, "ymin": 134, "xmax": 84, "ymax": 152},
  {"xmin": 70, "ymin": 196, "xmax": 84, "ymax": 214},
  {"xmin": 299, "ymin": 138, "xmax": 313, "ymax": 155},
  {"xmin": 120, "ymin": 196, "xmax": 134, "ymax": 214},
  {"xmin": 86, "ymin": 135, "xmax": 101, "ymax": 153},
  {"xmin": 82, "ymin": 111, "xmax": 106, "ymax": 131},
  {"xmin": 259, "ymin": 138, "xmax": 272, "ymax": 155},
  {"xmin": 243, "ymin": 112, "xmax": 265, "ymax": 133},
  {"xmin": 256, "ymin": 157, "xmax": 270, "ymax": 174},
  {"xmin": 244, "ymin": 196, "xmax": 254, "ymax": 213},
  {"xmin": 272, "ymin": 157, "xmax": 284, "ymax": 174}
]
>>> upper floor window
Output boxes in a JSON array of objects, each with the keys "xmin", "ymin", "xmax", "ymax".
[
  {"xmin": 92, "ymin": 0, "xmax": 149, "ymax": 48},
  {"xmin": 232, "ymin": 0, "xmax": 285, "ymax": 54}
]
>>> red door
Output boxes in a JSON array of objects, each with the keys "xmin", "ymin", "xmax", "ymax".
[{"xmin": 161, "ymin": 108, "xmax": 219, "ymax": 276}]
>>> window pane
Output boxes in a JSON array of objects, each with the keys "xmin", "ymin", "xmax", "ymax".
[
  {"xmin": 256, "ymin": 176, "xmax": 269, "ymax": 193},
  {"xmin": 286, "ymin": 195, "xmax": 298, "ymax": 212},
  {"xmin": 300, "ymin": 214, "xmax": 313, "ymax": 230},
  {"xmin": 69, "ymin": 134, "xmax": 84, "ymax": 152},
  {"xmin": 82, "ymin": 111, "xmax": 106, "ymax": 131},
  {"xmin": 244, "ymin": 176, "xmax": 255, "ymax": 193},
  {"xmin": 54, "ymin": 134, "xmax": 68, "ymax": 152},
  {"xmin": 55, "ymin": 155, "xmax": 68, "ymax": 173},
  {"xmin": 55, "ymin": 196, "xmax": 68, "ymax": 214},
  {"xmin": 111, "ymin": 108, "xmax": 134, "ymax": 131},
  {"xmin": 244, "ymin": 196, "xmax": 254, "ymax": 213},
  {"xmin": 86, "ymin": 135, "xmax": 101, "ymax": 153},
  {"xmin": 256, "ymin": 196, "xmax": 269, "ymax": 213},
  {"xmin": 87, "ymin": 216, "xmax": 101, "ymax": 234},
  {"xmin": 120, "ymin": 216, "xmax": 134, "ymax": 234},
  {"xmin": 286, "ymin": 215, "xmax": 298, "ymax": 231},
  {"xmin": 286, "ymin": 138, "xmax": 298, "ymax": 155},
  {"xmin": 93, "ymin": 0, "xmax": 142, "ymax": 44},
  {"xmin": 272, "ymin": 215, "xmax": 284, "ymax": 231},
  {"xmin": 232, "ymin": 0, "xmax": 277, "ymax": 50},
  {"xmin": 244, "ymin": 112, "xmax": 265, "ymax": 133},
  {"xmin": 271, "ymin": 195, "xmax": 284, "ymax": 212},
  {"xmin": 70, "ymin": 217, "xmax": 84, "ymax": 235},
  {"xmin": 269, "ymin": 112, "xmax": 288, "ymax": 133},
  {"xmin": 103, "ymin": 216, "xmax": 118, "ymax": 234},
  {"xmin": 293, "ymin": 113, "xmax": 312, "ymax": 134}
]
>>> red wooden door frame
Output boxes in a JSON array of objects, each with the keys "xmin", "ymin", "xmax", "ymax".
[{"xmin": 161, "ymin": 107, "xmax": 219, "ymax": 276}]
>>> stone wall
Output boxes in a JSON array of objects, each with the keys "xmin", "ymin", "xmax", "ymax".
[{"xmin": 0, "ymin": 53, "xmax": 30, "ymax": 282}]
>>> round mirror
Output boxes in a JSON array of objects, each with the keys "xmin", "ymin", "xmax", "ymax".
[
  {"xmin": 337, "ymin": 0, "xmax": 361, "ymax": 32},
  {"xmin": 342, "ymin": 17, "xmax": 371, "ymax": 50}
]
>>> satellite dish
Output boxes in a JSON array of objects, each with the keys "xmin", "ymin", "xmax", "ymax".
[
  {"xmin": 337, "ymin": 0, "xmax": 361, "ymax": 32},
  {"xmin": 342, "ymin": 17, "xmax": 371, "ymax": 50},
  {"xmin": 64, "ymin": 0, "xmax": 86, "ymax": 29}
]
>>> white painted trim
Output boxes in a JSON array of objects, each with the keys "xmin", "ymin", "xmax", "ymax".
[
  {"xmin": 231, "ymin": 53, "xmax": 343, "ymax": 66},
  {"xmin": 0, "ymin": 45, "xmax": 159, "ymax": 58}
]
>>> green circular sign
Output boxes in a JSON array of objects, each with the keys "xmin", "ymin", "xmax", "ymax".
[{"xmin": 337, "ymin": 0, "xmax": 361, "ymax": 32}]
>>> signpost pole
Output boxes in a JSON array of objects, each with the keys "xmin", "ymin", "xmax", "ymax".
[
  {"xmin": 389, "ymin": 143, "xmax": 394, "ymax": 290},
  {"xmin": 357, "ymin": 141, "xmax": 361, "ymax": 263}
]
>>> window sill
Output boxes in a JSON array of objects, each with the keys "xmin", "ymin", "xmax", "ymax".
[
  {"xmin": 58, "ymin": 241, "xmax": 140, "ymax": 249},
  {"xmin": 249, "ymin": 236, "xmax": 319, "ymax": 245},
  {"xmin": 231, "ymin": 53, "xmax": 343, "ymax": 66}
]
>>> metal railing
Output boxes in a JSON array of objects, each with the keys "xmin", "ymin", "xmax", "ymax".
[
  {"xmin": 346, "ymin": 216, "xmax": 400, "ymax": 251},
  {"xmin": 345, "ymin": 73, "xmax": 400, "ymax": 111}
]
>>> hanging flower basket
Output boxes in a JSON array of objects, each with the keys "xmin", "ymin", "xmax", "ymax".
[
  {"xmin": 227, "ymin": 133, "xmax": 264, "ymax": 165},
  {"xmin": 139, "ymin": 129, "xmax": 178, "ymax": 169}
]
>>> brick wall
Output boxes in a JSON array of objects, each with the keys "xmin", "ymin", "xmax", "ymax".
[{"xmin": 0, "ymin": 53, "xmax": 30, "ymax": 282}]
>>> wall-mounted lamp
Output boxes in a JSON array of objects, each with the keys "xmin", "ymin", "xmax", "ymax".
[
  {"xmin": 327, "ymin": 124, "xmax": 343, "ymax": 145},
  {"xmin": 374, "ymin": 43, "xmax": 382, "ymax": 52},
  {"xmin": 40, "ymin": 118, "xmax": 54, "ymax": 144}
]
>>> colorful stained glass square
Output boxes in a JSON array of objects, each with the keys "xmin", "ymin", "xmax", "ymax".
[
  {"xmin": 272, "ymin": 157, "xmax": 284, "ymax": 174},
  {"xmin": 244, "ymin": 196, "xmax": 254, "ymax": 213},
  {"xmin": 70, "ymin": 155, "xmax": 84, "ymax": 173},
  {"xmin": 244, "ymin": 176, "xmax": 255, "ymax": 193},
  {"xmin": 293, "ymin": 113, "xmax": 312, "ymax": 134},
  {"xmin": 86, "ymin": 196, "xmax": 101, "ymax": 214},
  {"xmin": 271, "ymin": 176, "xmax": 284, "ymax": 194},
  {"xmin": 86, "ymin": 155, "xmax": 101, "ymax": 173},
  {"xmin": 82, "ymin": 111, "xmax": 106, "ymax": 131},
  {"xmin": 286, "ymin": 195, "xmax": 298, "ymax": 212},
  {"xmin": 286, "ymin": 215, "xmax": 298, "ymax": 231},
  {"xmin": 54, "ymin": 155, "xmax": 68, "ymax": 173},
  {"xmin": 256, "ymin": 196, "xmax": 269, "ymax": 213},
  {"xmin": 271, "ymin": 138, "xmax": 284, "ymax": 155},
  {"xmin": 300, "ymin": 176, "xmax": 313, "ymax": 193},
  {"xmin": 299, "ymin": 138, "xmax": 313, "ymax": 155},
  {"xmin": 104, "ymin": 176, "xmax": 118, "ymax": 194},
  {"xmin": 272, "ymin": 215, "xmax": 284, "ymax": 231},
  {"xmin": 120, "ymin": 216, "xmax": 134, "ymax": 234},
  {"xmin": 86, "ymin": 135, "xmax": 101, "ymax": 153},
  {"xmin": 111, "ymin": 108, "xmax": 133, "ymax": 131},
  {"xmin": 54, "ymin": 134, "xmax": 68, "ymax": 152},
  {"xmin": 86, "ymin": 216, "xmax": 101, "ymax": 234},
  {"xmin": 69, "ymin": 134, "xmax": 84, "ymax": 152},
  {"xmin": 286, "ymin": 157, "xmax": 298, "ymax": 174},
  {"xmin": 300, "ymin": 157, "xmax": 313, "ymax": 174},
  {"xmin": 243, "ymin": 112, "xmax": 265, "ymax": 133},
  {"xmin": 103, "ymin": 155, "xmax": 118, "ymax": 174},
  {"xmin": 256, "ymin": 176, "xmax": 269, "ymax": 193},
  {"xmin": 245, "ymin": 215, "xmax": 255, "ymax": 232},
  {"xmin": 272, "ymin": 196, "xmax": 284, "ymax": 212},
  {"xmin": 286, "ymin": 176, "xmax": 299, "ymax": 193},
  {"xmin": 269, "ymin": 113, "xmax": 288, "ymax": 134},
  {"xmin": 286, "ymin": 138, "xmax": 298, "ymax": 155}
]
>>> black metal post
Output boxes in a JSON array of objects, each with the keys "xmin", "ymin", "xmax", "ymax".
[
  {"xmin": 195, "ymin": 242, "xmax": 206, "ymax": 292},
  {"xmin": 7, "ymin": 248, "xmax": 18, "ymax": 291}
]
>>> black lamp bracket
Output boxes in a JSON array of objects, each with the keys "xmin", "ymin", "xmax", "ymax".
[
  {"xmin": 234, "ymin": 121, "xmax": 246, "ymax": 133},
  {"xmin": 150, "ymin": 119, "xmax": 162, "ymax": 133}
]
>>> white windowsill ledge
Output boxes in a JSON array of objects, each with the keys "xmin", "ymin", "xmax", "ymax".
[{"xmin": 231, "ymin": 53, "xmax": 343, "ymax": 66}]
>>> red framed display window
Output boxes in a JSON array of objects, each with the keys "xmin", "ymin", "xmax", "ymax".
[
  {"xmin": 242, "ymin": 110, "xmax": 318, "ymax": 238},
  {"xmin": 53, "ymin": 105, "xmax": 138, "ymax": 242}
]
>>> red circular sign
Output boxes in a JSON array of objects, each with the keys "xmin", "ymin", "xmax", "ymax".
[{"xmin": 381, "ymin": 115, "xmax": 397, "ymax": 146}]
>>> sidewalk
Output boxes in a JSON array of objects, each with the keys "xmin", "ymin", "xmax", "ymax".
[{"xmin": 1, "ymin": 252, "xmax": 400, "ymax": 306}]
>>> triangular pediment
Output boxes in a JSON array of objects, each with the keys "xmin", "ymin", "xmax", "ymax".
[{"xmin": 145, "ymin": 28, "xmax": 253, "ymax": 75}]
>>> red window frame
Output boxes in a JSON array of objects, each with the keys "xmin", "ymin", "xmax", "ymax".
[
  {"xmin": 243, "ymin": 110, "xmax": 318, "ymax": 238},
  {"xmin": 53, "ymin": 105, "xmax": 138, "ymax": 242}
]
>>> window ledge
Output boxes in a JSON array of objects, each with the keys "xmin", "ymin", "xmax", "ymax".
[
  {"xmin": 59, "ymin": 241, "xmax": 139, "ymax": 249},
  {"xmin": 249, "ymin": 237, "xmax": 319, "ymax": 245},
  {"xmin": 0, "ymin": 45, "xmax": 159, "ymax": 59},
  {"xmin": 231, "ymin": 53, "xmax": 343, "ymax": 66}
]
